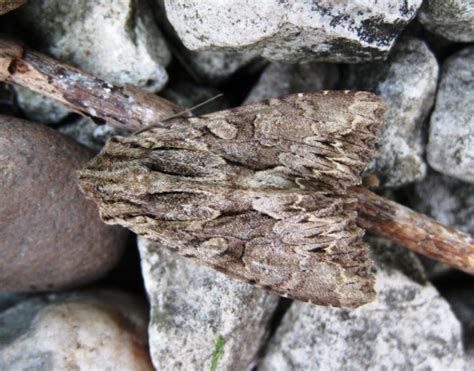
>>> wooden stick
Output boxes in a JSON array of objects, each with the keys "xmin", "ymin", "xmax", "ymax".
[
  {"xmin": 351, "ymin": 187, "xmax": 474, "ymax": 275},
  {"xmin": 1, "ymin": 37, "xmax": 473, "ymax": 275},
  {"xmin": 0, "ymin": 37, "xmax": 181, "ymax": 131}
]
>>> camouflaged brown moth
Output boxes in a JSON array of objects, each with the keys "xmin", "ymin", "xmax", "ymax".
[
  {"xmin": 2, "ymin": 38, "xmax": 473, "ymax": 307},
  {"xmin": 78, "ymin": 91, "xmax": 384, "ymax": 308}
]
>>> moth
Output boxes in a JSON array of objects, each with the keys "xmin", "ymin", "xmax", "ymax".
[{"xmin": 78, "ymin": 91, "xmax": 385, "ymax": 308}]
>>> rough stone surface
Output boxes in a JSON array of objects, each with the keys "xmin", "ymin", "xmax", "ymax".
[
  {"xmin": 0, "ymin": 290, "xmax": 153, "ymax": 370},
  {"xmin": 418, "ymin": 0, "xmax": 474, "ymax": 42},
  {"xmin": 441, "ymin": 279, "xmax": 474, "ymax": 369},
  {"xmin": 138, "ymin": 237, "xmax": 279, "ymax": 370},
  {"xmin": 15, "ymin": 87, "xmax": 70, "ymax": 125},
  {"xmin": 412, "ymin": 171, "xmax": 474, "ymax": 235},
  {"xmin": 164, "ymin": 0, "xmax": 422, "ymax": 63},
  {"xmin": 260, "ymin": 238, "xmax": 465, "ymax": 370},
  {"xmin": 153, "ymin": 0, "xmax": 259, "ymax": 83},
  {"xmin": 183, "ymin": 49, "xmax": 259, "ymax": 84},
  {"xmin": 16, "ymin": 0, "xmax": 170, "ymax": 92},
  {"xmin": 245, "ymin": 62, "xmax": 340, "ymax": 104},
  {"xmin": 58, "ymin": 117, "xmax": 128, "ymax": 153},
  {"xmin": 427, "ymin": 46, "xmax": 474, "ymax": 183},
  {"xmin": 410, "ymin": 171, "xmax": 474, "ymax": 277},
  {"xmin": 0, "ymin": 116, "xmax": 128, "ymax": 292},
  {"xmin": 345, "ymin": 37, "xmax": 438, "ymax": 187}
]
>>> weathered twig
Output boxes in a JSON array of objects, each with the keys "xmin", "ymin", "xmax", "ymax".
[
  {"xmin": 0, "ymin": 0, "xmax": 26, "ymax": 15},
  {"xmin": 1, "ymin": 37, "xmax": 473, "ymax": 277},
  {"xmin": 352, "ymin": 187, "xmax": 474, "ymax": 274},
  {"xmin": 0, "ymin": 37, "xmax": 181, "ymax": 131}
]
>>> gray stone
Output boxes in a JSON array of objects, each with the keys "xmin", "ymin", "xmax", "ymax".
[
  {"xmin": 412, "ymin": 171, "xmax": 474, "ymax": 235},
  {"xmin": 345, "ymin": 38, "xmax": 438, "ymax": 187},
  {"xmin": 260, "ymin": 239, "xmax": 465, "ymax": 371},
  {"xmin": 427, "ymin": 46, "xmax": 474, "ymax": 184},
  {"xmin": 14, "ymin": 87, "xmax": 70, "ymax": 125},
  {"xmin": 442, "ymin": 280, "xmax": 474, "ymax": 369},
  {"xmin": 16, "ymin": 0, "xmax": 170, "ymax": 92},
  {"xmin": 245, "ymin": 62, "xmax": 340, "ymax": 104},
  {"xmin": 418, "ymin": 0, "xmax": 474, "ymax": 42},
  {"xmin": 182, "ymin": 49, "xmax": 259, "ymax": 84},
  {"xmin": 152, "ymin": 0, "xmax": 259, "ymax": 83},
  {"xmin": 0, "ymin": 290, "xmax": 153, "ymax": 370},
  {"xmin": 58, "ymin": 117, "xmax": 128, "ymax": 153},
  {"xmin": 410, "ymin": 171, "xmax": 474, "ymax": 277},
  {"xmin": 443, "ymin": 277, "xmax": 474, "ymax": 371},
  {"xmin": 138, "ymin": 237, "xmax": 279, "ymax": 370},
  {"xmin": 164, "ymin": 0, "xmax": 422, "ymax": 63}
]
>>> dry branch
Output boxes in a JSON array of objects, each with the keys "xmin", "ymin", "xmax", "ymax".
[{"xmin": 0, "ymin": 37, "xmax": 181, "ymax": 131}]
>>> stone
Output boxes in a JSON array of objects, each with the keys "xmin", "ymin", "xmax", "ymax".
[
  {"xmin": 345, "ymin": 37, "xmax": 438, "ymax": 187},
  {"xmin": 409, "ymin": 171, "xmax": 474, "ymax": 277},
  {"xmin": 0, "ymin": 83, "xmax": 17, "ymax": 116},
  {"xmin": 58, "ymin": 117, "xmax": 128, "ymax": 153},
  {"xmin": 138, "ymin": 237, "xmax": 279, "ymax": 370},
  {"xmin": 441, "ymin": 278, "xmax": 474, "ymax": 368},
  {"xmin": 16, "ymin": 0, "xmax": 170, "ymax": 92},
  {"xmin": 152, "ymin": 0, "xmax": 259, "ymax": 83},
  {"xmin": 164, "ymin": 0, "xmax": 422, "ymax": 63},
  {"xmin": 182, "ymin": 50, "xmax": 259, "ymax": 84},
  {"xmin": 0, "ymin": 116, "xmax": 128, "ymax": 292},
  {"xmin": 412, "ymin": 171, "xmax": 474, "ymax": 235},
  {"xmin": 15, "ymin": 86, "xmax": 70, "ymax": 125},
  {"xmin": 244, "ymin": 62, "xmax": 340, "ymax": 104},
  {"xmin": 0, "ymin": 290, "xmax": 153, "ymax": 370},
  {"xmin": 427, "ymin": 46, "xmax": 474, "ymax": 184},
  {"xmin": 418, "ymin": 0, "xmax": 474, "ymax": 42},
  {"xmin": 0, "ymin": 293, "xmax": 25, "ymax": 312},
  {"xmin": 260, "ymin": 238, "xmax": 465, "ymax": 370}
]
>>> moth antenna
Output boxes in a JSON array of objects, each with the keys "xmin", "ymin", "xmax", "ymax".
[{"xmin": 133, "ymin": 93, "xmax": 224, "ymax": 135}]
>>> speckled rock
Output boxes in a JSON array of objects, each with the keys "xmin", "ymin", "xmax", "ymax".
[
  {"xmin": 345, "ymin": 37, "xmax": 438, "ymax": 187},
  {"xmin": 58, "ymin": 117, "xmax": 128, "ymax": 153},
  {"xmin": 245, "ymin": 63, "xmax": 339, "ymax": 104},
  {"xmin": 0, "ymin": 116, "xmax": 128, "ymax": 291},
  {"xmin": 260, "ymin": 239, "xmax": 465, "ymax": 370},
  {"xmin": 427, "ymin": 47, "xmax": 474, "ymax": 183},
  {"xmin": 182, "ymin": 49, "xmax": 259, "ymax": 84},
  {"xmin": 152, "ymin": 0, "xmax": 259, "ymax": 83},
  {"xmin": 138, "ymin": 237, "xmax": 279, "ymax": 370},
  {"xmin": 441, "ymin": 278, "xmax": 474, "ymax": 369},
  {"xmin": 418, "ymin": 0, "xmax": 474, "ymax": 42},
  {"xmin": 15, "ymin": 86, "xmax": 70, "ymax": 125},
  {"xmin": 164, "ymin": 0, "xmax": 422, "ymax": 63},
  {"xmin": 17, "ymin": 0, "xmax": 170, "ymax": 91},
  {"xmin": 409, "ymin": 171, "xmax": 474, "ymax": 277},
  {"xmin": 0, "ymin": 290, "xmax": 153, "ymax": 370},
  {"xmin": 412, "ymin": 171, "xmax": 474, "ymax": 235}
]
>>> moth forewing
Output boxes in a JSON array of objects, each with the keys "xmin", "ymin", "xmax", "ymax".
[{"xmin": 78, "ymin": 91, "xmax": 385, "ymax": 308}]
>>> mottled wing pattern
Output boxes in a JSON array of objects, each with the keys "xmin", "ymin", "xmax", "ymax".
[{"xmin": 79, "ymin": 91, "xmax": 385, "ymax": 307}]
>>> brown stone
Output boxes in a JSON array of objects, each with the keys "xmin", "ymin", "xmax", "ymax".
[{"xmin": 0, "ymin": 115, "xmax": 128, "ymax": 292}]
